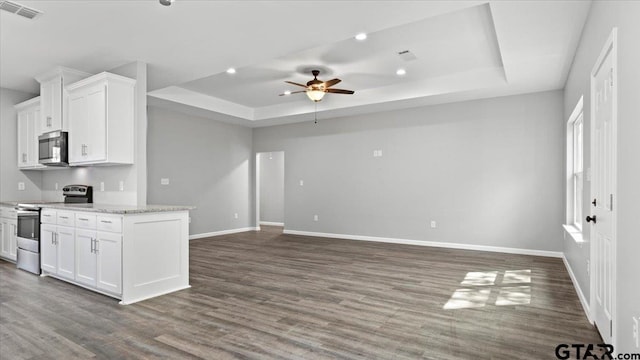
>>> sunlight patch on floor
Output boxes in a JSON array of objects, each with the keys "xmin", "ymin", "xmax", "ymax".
[
  {"xmin": 443, "ymin": 288, "xmax": 491, "ymax": 310},
  {"xmin": 444, "ymin": 270, "xmax": 532, "ymax": 310},
  {"xmin": 460, "ymin": 271, "xmax": 498, "ymax": 286}
]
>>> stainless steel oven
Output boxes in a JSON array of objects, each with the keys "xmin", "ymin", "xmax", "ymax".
[
  {"xmin": 38, "ymin": 130, "xmax": 68, "ymax": 166},
  {"xmin": 16, "ymin": 206, "xmax": 41, "ymax": 274}
]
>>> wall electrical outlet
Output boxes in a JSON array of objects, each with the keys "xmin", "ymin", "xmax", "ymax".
[
  {"xmin": 119, "ymin": 181, "xmax": 124, "ymax": 191},
  {"xmin": 313, "ymin": 215, "xmax": 319, "ymax": 221},
  {"xmin": 373, "ymin": 150, "xmax": 383, "ymax": 157},
  {"xmin": 430, "ymin": 220, "xmax": 437, "ymax": 229},
  {"xmin": 299, "ymin": 180, "xmax": 304, "ymax": 186},
  {"xmin": 161, "ymin": 178, "xmax": 170, "ymax": 185},
  {"xmin": 18, "ymin": 182, "xmax": 25, "ymax": 191},
  {"xmin": 100, "ymin": 182, "xmax": 105, "ymax": 192},
  {"xmin": 234, "ymin": 213, "xmax": 238, "ymax": 219},
  {"xmin": 55, "ymin": 182, "xmax": 59, "ymax": 190}
]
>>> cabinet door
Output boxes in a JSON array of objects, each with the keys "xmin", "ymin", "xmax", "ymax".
[
  {"xmin": 41, "ymin": 224, "xmax": 57, "ymax": 273},
  {"xmin": 0, "ymin": 221, "xmax": 8, "ymax": 258},
  {"xmin": 68, "ymin": 93, "xmax": 87, "ymax": 163},
  {"xmin": 96, "ymin": 231, "xmax": 122, "ymax": 294},
  {"xmin": 17, "ymin": 111, "xmax": 29, "ymax": 167},
  {"xmin": 40, "ymin": 77, "xmax": 62, "ymax": 132},
  {"xmin": 84, "ymin": 85, "xmax": 107, "ymax": 162},
  {"xmin": 56, "ymin": 226, "xmax": 75, "ymax": 280},
  {"xmin": 75, "ymin": 229, "xmax": 97, "ymax": 287},
  {"xmin": 7, "ymin": 220, "xmax": 17, "ymax": 261}
]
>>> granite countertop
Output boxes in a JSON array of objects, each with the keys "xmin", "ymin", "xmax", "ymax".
[{"xmin": 1, "ymin": 201, "xmax": 194, "ymax": 214}]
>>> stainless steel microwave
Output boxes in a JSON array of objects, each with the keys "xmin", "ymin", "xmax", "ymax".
[{"xmin": 38, "ymin": 130, "xmax": 68, "ymax": 166}]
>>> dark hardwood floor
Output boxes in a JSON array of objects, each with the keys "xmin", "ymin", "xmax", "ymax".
[{"xmin": 1, "ymin": 226, "xmax": 602, "ymax": 359}]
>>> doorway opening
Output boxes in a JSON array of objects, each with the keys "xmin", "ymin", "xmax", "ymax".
[{"xmin": 256, "ymin": 151, "xmax": 285, "ymax": 233}]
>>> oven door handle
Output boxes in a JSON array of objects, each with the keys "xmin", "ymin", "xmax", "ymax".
[{"xmin": 17, "ymin": 210, "xmax": 40, "ymax": 216}]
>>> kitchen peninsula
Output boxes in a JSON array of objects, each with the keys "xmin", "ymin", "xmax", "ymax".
[{"xmin": 13, "ymin": 201, "xmax": 193, "ymax": 305}]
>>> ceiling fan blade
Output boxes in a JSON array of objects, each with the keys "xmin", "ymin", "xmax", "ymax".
[
  {"xmin": 326, "ymin": 88, "xmax": 355, "ymax": 94},
  {"xmin": 324, "ymin": 78, "xmax": 341, "ymax": 88},
  {"xmin": 278, "ymin": 90, "xmax": 306, "ymax": 96},
  {"xmin": 285, "ymin": 81, "xmax": 308, "ymax": 88}
]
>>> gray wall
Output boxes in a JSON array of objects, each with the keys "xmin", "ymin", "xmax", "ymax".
[
  {"xmin": 41, "ymin": 62, "xmax": 147, "ymax": 206},
  {"xmin": 0, "ymin": 87, "xmax": 42, "ymax": 201},
  {"xmin": 254, "ymin": 90, "xmax": 564, "ymax": 252},
  {"xmin": 563, "ymin": 0, "xmax": 640, "ymax": 352},
  {"xmin": 258, "ymin": 151, "xmax": 284, "ymax": 224},
  {"xmin": 147, "ymin": 106, "xmax": 254, "ymax": 236}
]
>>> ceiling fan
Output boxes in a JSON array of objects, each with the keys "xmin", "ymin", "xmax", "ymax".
[{"xmin": 280, "ymin": 70, "xmax": 355, "ymax": 102}]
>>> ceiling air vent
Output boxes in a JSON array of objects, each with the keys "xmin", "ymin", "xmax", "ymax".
[
  {"xmin": 397, "ymin": 50, "xmax": 417, "ymax": 62},
  {"xmin": 0, "ymin": 0, "xmax": 42, "ymax": 20}
]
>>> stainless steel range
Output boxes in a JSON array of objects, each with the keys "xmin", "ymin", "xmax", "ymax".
[
  {"xmin": 15, "ymin": 204, "xmax": 42, "ymax": 274},
  {"xmin": 15, "ymin": 185, "xmax": 93, "ymax": 274}
]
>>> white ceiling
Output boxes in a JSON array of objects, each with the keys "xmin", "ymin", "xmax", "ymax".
[{"xmin": 1, "ymin": 0, "xmax": 591, "ymax": 127}]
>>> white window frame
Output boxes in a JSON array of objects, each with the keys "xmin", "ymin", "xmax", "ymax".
[{"xmin": 564, "ymin": 96, "xmax": 584, "ymax": 242}]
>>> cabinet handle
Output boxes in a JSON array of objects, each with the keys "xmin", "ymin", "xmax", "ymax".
[
  {"xmin": 100, "ymin": 220, "xmax": 112, "ymax": 224},
  {"xmin": 78, "ymin": 218, "xmax": 88, "ymax": 221},
  {"xmin": 46, "ymin": 116, "xmax": 52, "ymax": 127},
  {"xmin": 94, "ymin": 239, "xmax": 99, "ymax": 254},
  {"xmin": 59, "ymin": 216, "xmax": 68, "ymax": 219},
  {"xmin": 43, "ymin": 214, "xmax": 51, "ymax": 217},
  {"xmin": 90, "ymin": 238, "xmax": 94, "ymax": 253}
]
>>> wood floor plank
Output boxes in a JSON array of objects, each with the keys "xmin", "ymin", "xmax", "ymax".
[{"xmin": 0, "ymin": 226, "xmax": 602, "ymax": 359}]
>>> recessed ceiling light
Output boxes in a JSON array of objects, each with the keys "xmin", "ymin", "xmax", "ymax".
[
  {"xmin": 396, "ymin": 68, "xmax": 406, "ymax": 76},
  {"xmin": 226, "ymin": 68, "xmax": 236, "ymax": 74},
  {"xmin": 159, "ymin": 0, "xmax": 175, "ymax": 6},
  {"xmin": 355, "ymin": 33, "xmax": 367, "ymax": 41},
  {"xmin": 284, "ymin": 90, "xmax": 291, "ymax": 95}
]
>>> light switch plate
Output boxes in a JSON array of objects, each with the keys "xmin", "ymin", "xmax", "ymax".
[
  {"xmin": 119, "ymin": 181, "xmax": 124, "ymax": 191},
  {"xmin": 313, "ymin": 215, "xmax": 319, "ymax": 221},
  {"xmin": 299, "ymin": 180, "xmax": 304, "ymax": 186},
  {"xmin": 161, "ymin": 178, "xmax": 170, "ymax": 185},
  {"xmin": 18, "ymin": 182, "xmax": 25, "ymax": 191},
  {"xmin": 100, "ymin": 182, "xmax": 105, "ymax": 192}
]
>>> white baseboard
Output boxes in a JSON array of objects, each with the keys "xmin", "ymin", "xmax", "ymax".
[
  {"xmin": 282, "ymin": 229, "xmax": 563, "ymax": 258},
  {"xmin": 189, "ymin": 227, "xmax": 259, "ymax": 240},
  {"xmin": 562, "ymin": 255, "xmax": 592, "ymax": 323},
  {"xmin": 260, "ymin": 221, "xmax": 284, "ymax": 226}
]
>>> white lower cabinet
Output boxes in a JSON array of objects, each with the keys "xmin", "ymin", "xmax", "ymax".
[
  {"xmin": 1, "ymin": 219, "xmax": 18, "ymax": 261},
  {"xmin": 40, "ymin": 224, "xmax": 75, "ymax": 280},
  {"xmin": 42, "ymin": 210, "xmax": 123, "ymax": 297},
  {"xmin": 75, "ymin": 229, "xmax": 97, "ymax": 287},
  {"xmin": 96, "ymin": 231, "xmax": 122, "ymax": 294},
  {"xmin": 0, "ymin": 205, "xmax": 18, "ymax": 261},
  {"xmin": 75, "ymin": 229, "xmax": 122, "ymax": 294}
]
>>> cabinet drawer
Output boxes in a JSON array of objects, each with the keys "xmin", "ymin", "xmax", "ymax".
[
  {"xmin": 56, "ymin": 211, "xmax": 75, "ymax": 227},
  {"xmin": 41, "ymin": 210, "xmax": 57, "ymax": 224},
  {"xmin": 75, "ymin": 213, "xmax": 96, "ymax": 229},
  {"xmin": 2, "ymin": 207, "xmax": 17, "ymax": 219},
  {"xmin": 97, "ymin": 216, "xmax": 122, "ymax": 233}
]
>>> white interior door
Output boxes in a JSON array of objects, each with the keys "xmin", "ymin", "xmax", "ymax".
[{"xmin": 589, "ymin": 28, "xmax": 617, "ymax": 345}]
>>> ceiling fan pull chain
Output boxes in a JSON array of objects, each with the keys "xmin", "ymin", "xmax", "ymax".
[{"xmin": 314, "ymin": 102, "xmax": 318, "ymax": 124}]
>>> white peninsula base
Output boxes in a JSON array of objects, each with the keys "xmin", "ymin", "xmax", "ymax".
[
  {"xmin": 38, "ymin": 205, "xmax": 191, "ymax": 305},
  {"xmin": 121, "ymin": 211, "xmax": 190, "ymax": 304}
]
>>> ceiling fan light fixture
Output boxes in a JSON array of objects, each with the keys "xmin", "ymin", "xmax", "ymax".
[
  {"xmin": 355, "ymin": 33, "xmax": 367, "ymax": 41},
  {"xmin": 396, "ymin": 68, "xmax": 407, "ymax": 76},
  {"xmin": 226, "ymin": 68, "xmax": 236, "ymax": 74},
  {"xmin": 159, "ymin": 0, "xmax": 175, "ymax": 6},
  {"xmin": 306, "ymin": 89, "xmax": 326, "ymax": 102}
]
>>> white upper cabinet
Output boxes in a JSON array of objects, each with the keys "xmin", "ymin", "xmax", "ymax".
[
  {"xmin": 35, "ymin": 67, "xmax": 90, "ymax": 134},
  {"xmin": 67, "ymin": 72, "xmax": 135, "ymax": 166},
  {"xmin": 15, "ymin": 97, "xmax": 45, "ymax": 169}
]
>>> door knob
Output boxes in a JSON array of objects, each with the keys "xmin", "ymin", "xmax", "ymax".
[
  {"xmin": 592, "ymin": 199, "xmax": 597, "ymax": 206},
  {"xmin": 586, "ymin": 215, "xmax": 597, "ymax": 224}
]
